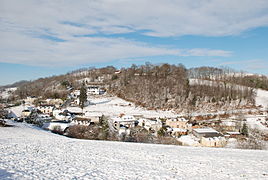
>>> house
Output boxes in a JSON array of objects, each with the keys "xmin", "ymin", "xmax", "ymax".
[
  {"xmin": 87, "ymin": 86, "xmax": 105, "ymax": 95},
  {"xmin": 193, "ymin": 128, "xmax": 226, "ymax": 147},
  {"xmin": 70, "ymin": 90, "xmax": 80, "ymax": 99},
  {"xmin": 45, "ymin": 99, "xmax": 64, "ymax": 108},
  {"xmin": 53, "ymin": 109, "xmax": 72, "ymax": 121},
  {"xmin": 200, "ymin": 137, "xmax": 227, "ymax": 147},
  {"xmin": 138, "ymin": 118, "xmax": 162, "ymax": 132},
  {"xmin": 171, "ymin": 128, "xmax": 188, "ymax": 137},
  {"xmin": 21, "ymin": 109, "xmax": 31, "ymax": 117},
  {"xmin": 84, "ymin": 111, "xmax": 103, "ymax": 124},
  {"xmin": 112, "ymin": 115, "xmax": 138, "ymax": 130},
  {"xmin": 225, "ymin": 131, "xmax": 242, "ymax": 138},
  {"xmin": 193, "ymin": 128, "xmax": 222, "ymax": 138},
  {"xmin": 35, "ymin": 114, "xmax": 52, "ymax": 123},
  {"xmin": 71, "ymin": 118, "xmax": 91, "ymax": 126},
  {"xmin": 24, "ymin": 96, "xmax": 37, "ymax": 105},
  {"xmin": 166, "ymin": 118, "xmax": 192, "ymax": 130},
  {"xmin": 21, "ymin": 107, "xmax": 34, "ymax": 117},
  {"xmin": 37, "ymin": 104, "xmax": 55, "ymax": 115}
]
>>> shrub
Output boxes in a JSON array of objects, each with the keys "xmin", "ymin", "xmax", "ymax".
[
  {"xmin": 0, "ymin": 119, "xmax": 7, "ymax": 127},
  {"xmin": 236, "ymin": 129, "xmax": 267, "ymax": 150},
  {"xmin": 51, "ymin": 126, "xmax": 64, "ymax": 135},
  {"xmin": 157, "ymin": 137, "xmax": 182, "ymax": 145},
  {"xmin": 121, "ymin": 127, "xmax": 157, "ymax": 144}
]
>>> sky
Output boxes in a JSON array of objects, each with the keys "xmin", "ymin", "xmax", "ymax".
[{"xmin": 0, "ymin": 0, "xmax": 268, "ymax": 85}]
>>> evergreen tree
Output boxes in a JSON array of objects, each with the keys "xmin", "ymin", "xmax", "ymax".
[
  {"xmin": 79, "ymin": 83, "xmax": 87, "ymax": 111},
  {"xmin": 241, "ymin": 122, "xmax": 249, "ymax": 137}
]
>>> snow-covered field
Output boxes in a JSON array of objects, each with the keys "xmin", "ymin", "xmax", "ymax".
[
  {"xmin": 67, "ymin": 96, "xmax": 178, "ymax": 118},
  {"xmin": 255, "ymin": 89, "xmax": 268, "ymax": 109},
  {"xmin": 1, "ymin": 121, "xmax": 268, "ymax": 180}
]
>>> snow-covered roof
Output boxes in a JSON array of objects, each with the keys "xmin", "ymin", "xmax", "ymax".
[
  {"xmin": 226, "ymin": 132, "xmax": 240, "ymax": 135},
  {"xmin": 193, "ymin": 128, "xmax": 219, "ymax": 134},
  {"xmin": 112, "ymin": 115, "xmax": 136, "ymax": 122},
  {"xmin": 85, "ymin": 111, "xmax": 103, "ymax": 117},
  {"xmin": 168, "ymin": 117, "xmax": 188, "ymax": 122},
  {"xmin": 172, "ymin": 128, "xmax": 187, "ymax": 132},
  {"xmin": 203, "ymin": 136, "xmax": 225, "ymax": 141}
]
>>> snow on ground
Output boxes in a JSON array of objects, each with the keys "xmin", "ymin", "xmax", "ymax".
[
  {"xmin": 246, "ymin": 115, "xmax": 268, "ymax": 132},
  {"xmin": 67, "ymin": 96, "xmax": 178, "ymax": 118},
  {"xmin": 190, "ymin": 78, "xmax": 268, "ymax": 110},
  {"xmin": 8, "ymin": 105, "xmax": 24, "ymax": 117},
  {"xmin": 255, "ymin": 89, "xmax": 268, "ymax": 110},
  {"xmin": 0, "ymin": 87, "xmax": 17, "ymax": 99},
  {"xmin": 177, "ymin": 135, "xmax": 200, "ymax": 147},
  {"xmin": 1, "ymin": 121, "xmax": 268, "ymax": 180}
]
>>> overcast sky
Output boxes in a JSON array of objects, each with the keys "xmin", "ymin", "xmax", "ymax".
[{"xmin": 1, "ymin": 0, "xmax": 268, "ymax": 85}]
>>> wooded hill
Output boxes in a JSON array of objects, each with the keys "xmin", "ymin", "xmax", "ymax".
[{"xmin": 8, "ymin": 63, "xmax": 267, "ymax": 113}]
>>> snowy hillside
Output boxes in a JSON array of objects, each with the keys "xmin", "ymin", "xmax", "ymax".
[
  {"xmin": 255, "ymin": 89, "xmax": 268, "ymax": 109},
  {"xmin": 67, "ymin": 96, "xmax": 177, "ymax": 118},
  {"xmin": 1, "ymin": 121, "xmax": 268, "ymax": 179},
  {"xmin": 0, "ymin": 87, "xmax": 17, "ymax": 99},
  {"xmin": 190, "ymin": 78, "xmax": 268, "ymax": 109}
]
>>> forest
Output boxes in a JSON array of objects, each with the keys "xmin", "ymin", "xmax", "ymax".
[{"xmin": 8, "ymin": 63, "xmax": 261, "ymax": 112}]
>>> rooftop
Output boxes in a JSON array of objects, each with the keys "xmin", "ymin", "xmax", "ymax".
[{"xmin": 193, "ymin": 128, "xmax": 219, "ymax": 134}]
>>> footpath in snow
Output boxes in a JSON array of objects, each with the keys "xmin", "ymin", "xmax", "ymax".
[{"xmin": 0, "ymin": 121, "xmax": 268, "ymax": 179}]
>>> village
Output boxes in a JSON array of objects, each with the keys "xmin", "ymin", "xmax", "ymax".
[{"xmin": 1, "ymin": 82, "xmax": 268, "ymax": 149}]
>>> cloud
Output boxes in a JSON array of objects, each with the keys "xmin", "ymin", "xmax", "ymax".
[
  {"xmin": 0, "ymin": 0, "xmax": 267, "ymax": 66},
  {"xmin": 0, "ymin": 30, "xmax": 231, "ymax": 66},
  {"xmin": 219, "ymin": 59, "xmax": 268, "ymax": 74},
  {"xmin": 2, "ymin": 0, "xmax": 268, "ymax": 37},
  {"xmin": 185, "ymin": 49, "xmax": 232, "ymax": 57}
]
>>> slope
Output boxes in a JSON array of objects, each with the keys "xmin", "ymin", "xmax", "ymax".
[{"xmin": 0, "ymin": 121, "xmax": 267, "ymax": 179}]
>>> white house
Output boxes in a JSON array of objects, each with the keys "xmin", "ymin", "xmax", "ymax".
[
  {"xmin": 37, "ymin": 105, "xmax": 55, "ymax": 115},
  {"xmin": 87, "ymin": 86, "xmax": 105, "ymax": 95},
  {"xmin": 138, "ymin": 118, "xmax": 162, "ymax": 132},
  {"xmin": 112, "ymin": 115, "xmax": 137, "ymax": 130},
  {"xmin": 35, "ymin": 114, "xmax": 52, "ymax": 122},
  {"xmin": 200, "ymin": 136, "xmax": 227, "ymax": 147},
  {"xmin": 21, "ymin": 106, "xmax": 35, "ymax": 117},
  {"xmin": 24, "ymin": 96, "xmax": 37, "ymax": 105},
  {"xmin": 84, "ymin": 111, "xmax": 103, "ymax": 124},
  {"xmin": 53, "ymin": 109, "xmax": 72, "ymax": 121},
  {"xmin": 70, "ymin": 90, "xmax": 80, "ymax": 99},
  {"xmin": 166, "ymin": 117, "xmax": 191, "ymax": 130},
  {"xmin": 171, "ymin": 128, "xmax": 188, "ymax": 137},
  {"xmin": 71, "ymin": 118, "xmax": 91, "ymax": 126}
]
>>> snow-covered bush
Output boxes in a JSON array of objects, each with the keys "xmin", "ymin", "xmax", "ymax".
[
  {"xmin": 51, "ymin": 126, "xmax": 64, "ymax": 135},
  {"xmin": 236, "ymin": 129, "xmax": 267, "ymax": 150}
]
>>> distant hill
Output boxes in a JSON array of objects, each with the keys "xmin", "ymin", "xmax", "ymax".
[{"xmin": 0, "ymin": 80, "xmax": 29, "ymax": 90}]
